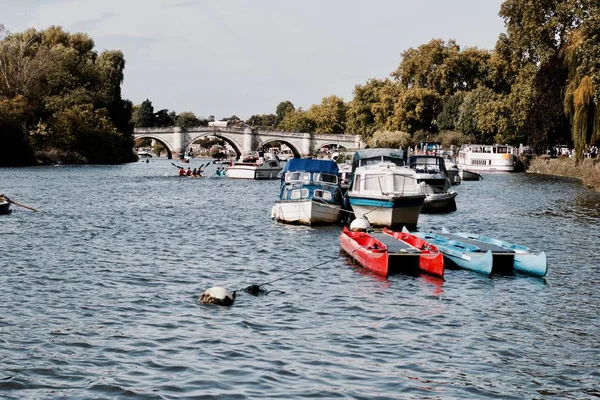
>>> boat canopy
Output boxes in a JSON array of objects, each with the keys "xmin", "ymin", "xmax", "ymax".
[
  {"xmin": 352, "ymin": 148, "xmax": 406, "ymax": 170},
  {"xmin": 282, "ymin": 158, "xmax": 339, "ymax": 175}
]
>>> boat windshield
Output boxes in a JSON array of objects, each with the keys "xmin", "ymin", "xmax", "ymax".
[
  {"xmin": 364, "ymin": 174, "xmax": 387, "ymax": 191},
  {"xmin": 313, "ymin": 173, "xmax": 338, "ymax": 184},
  {"xmin": 285, "ymin": 172, "xmax": 310, "ymax": 182},
  {"xmin": 393, "ymin": 175, "xmax": 415, "ymax": 191}
]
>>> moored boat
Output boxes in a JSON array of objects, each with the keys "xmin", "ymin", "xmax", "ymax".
[
  {"xmin": 226, "ymin": 159, "xmax": 282, "ymax": 179},
  {"xmin": 271, "ymin": 159, "xmax": 343, "ymax": 225},
  {"xmin": 459, "ymin": 169, "xmax": 483, "ymax": 181},
  {"xmin": 450, "ymin": 230, "xmax": 547, "ymax": 277},
  {"xmin": 412, "ymin": 231, "xmax": 493, "ymax": 275},
  {"xmin": 407, "ymin": 155, "xmax": 457, "ymax": 213},
  {"xmin": 339, "ymin": 226, "xmax": 444, "ymax": 277},
  {"xmin": 456, "ymin": 144, "xmax": 517, "ymax": 172},
  {"xmin": 346, "ymin": 149, "xmax": 425, "ymax": 228}
]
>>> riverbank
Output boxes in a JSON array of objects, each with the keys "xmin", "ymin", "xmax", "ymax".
[{"xmin": 527, "ymin": 157, "xmax": 600, "ymax": 191}]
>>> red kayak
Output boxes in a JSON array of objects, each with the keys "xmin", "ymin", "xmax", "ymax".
[{"xmin": 339, "ymin": 227, "xmax": 444, "ymax": 278}]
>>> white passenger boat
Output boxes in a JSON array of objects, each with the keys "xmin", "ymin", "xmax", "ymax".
[
  {"xmin": 271, "ymin": 159, "xmax": 343, "ymax": 225},
  {"xmin": 346, "ymin": 156, "xmax": 425, "ymax": 228},
  {"xmin": 226, "ymin": 159, "xmax": 282, "ymax": 179},
  {"xmin": 456, "ymin": 144, "xmax": 516, "ymax": 172},
  {"xmin": 407, "ymin": 155, "xmax": 457, "ymax": 212}
]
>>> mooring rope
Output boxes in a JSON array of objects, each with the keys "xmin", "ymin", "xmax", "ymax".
[{"xmin": 236, "ymin": 255, "xmax": 341, "ymax": 296}]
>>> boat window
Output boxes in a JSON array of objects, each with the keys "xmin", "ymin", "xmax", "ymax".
[
  {"xmin": 313, "ymin": 173, "xmax": 338, "ymax": 184},
  {"xmin": 364, "ymin": 174, "xmax": 386, "ymax": 191},
  {"xmin": 285, "ymin": 172, "xmax": 310, "ymax": 182},
  {"xmin": 393, "ymin": 175, "xmax": 413, "ymax": 191},
  {"xmin": 269, "ymin": 161, "xmax": 279, "ymax": 167},
  {"xmin": 497, "ymin": 146, "xmax": 508, "ymax": 154},
  {"xmin": 314, "ymin": 190, "xmax": 332, "ymax": 201},
  {"xmin": 353, "ymin": 175, "xmax": 361, "ymax": 192},
  {"xmin": 290, "ymin": 189, "xmax": 309, "ymax": 200}
]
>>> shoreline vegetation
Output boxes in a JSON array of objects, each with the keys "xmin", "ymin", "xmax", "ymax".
[
  {"xmin": 528, "ymin": 157, "xmax": 600, "ymax": 192},
  {"xmin": 1, "ymin": 0, "xmax": 599, "ymax": 183}
]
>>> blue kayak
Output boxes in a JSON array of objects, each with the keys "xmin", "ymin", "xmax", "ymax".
[
  {"xmin": 413, "ymin": 231, "xmax": 493, "ymax": 275},
  {"xmin": 450, "ymin": 231, "xmax": 547, "ymax": 277}
]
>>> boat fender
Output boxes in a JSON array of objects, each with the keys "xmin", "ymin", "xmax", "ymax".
[
  {"xmin": 199, "ymin": 286, "xmax": 236, "ymax": 306},
  {"xmin": 350, "ymin": 217, "xmax": 371, "ymax": 232}
]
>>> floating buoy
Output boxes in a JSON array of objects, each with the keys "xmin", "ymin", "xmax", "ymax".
[
  {"xmin": 350, "ymin": 217, "xmax": 371, "ymax": 232},
  {"xmin": 199, "ymin": 287, "xmax": 236, "ymax": 306}
]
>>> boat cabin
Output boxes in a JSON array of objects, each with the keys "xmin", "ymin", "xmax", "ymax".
[
  {"xmin": 351, "ymin": 162, "xmax": 420, "ymax": 196},
  {"xmin": 279, "ymin": 159, "xmax": 343, "ymax": 204}
]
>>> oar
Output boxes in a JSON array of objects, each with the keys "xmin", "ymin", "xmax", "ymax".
[
  {"xmin": 0, "ymin": 195, "xmax": 39, "ymax": 212},
  {"xmin": 171, "ymin": 162, "xmax": 183, "ymax": 169}
]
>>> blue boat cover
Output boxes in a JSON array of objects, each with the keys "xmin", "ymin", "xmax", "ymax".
[{"xmin": 282, "ymin": 158, "xmax": 339, "ymax": 174}]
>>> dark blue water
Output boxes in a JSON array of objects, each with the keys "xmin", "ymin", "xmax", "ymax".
[{"xmin": 1, "ymin": 159, "xmax": 599, "ymax": 399}]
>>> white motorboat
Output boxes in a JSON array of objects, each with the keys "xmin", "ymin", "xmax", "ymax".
[
  {"xmin": 437, "ymin": 151, "xmax": 461, "ymax": 185},
  {"xmin": 346, "ymin": 161, "xmax": 425, "ymax": 228},
  {"xmin": 457, "ymin": 144, "xmax": 516, "ymax": 172},
  {"xmin": 407, "ymin": 155, "xmax": 457, "ymax": 213},
  {"xmin": 226, "ymin": 159, "xmax": 282, "ymax": 179},
  {"xmin": 271, "ymin": 159, "xmax": 343, "ymax": 225},
  {"xmin": 459, "ymin": 169, "xmax": 483, "ymax": 181}
]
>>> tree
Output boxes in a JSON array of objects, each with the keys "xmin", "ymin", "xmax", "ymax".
[
  {"xmin": 346, "ymin": 79, "xmax": 385, "ymax": 140},
  {"xmin": 369, "ymin": 131, "xmax": 412, "ymax": 149},
  {"xmin": 135, "ymin": 100, "xmax": 154, "ymax": 127},
  {"xmin": 154, "ymin": 109, "xmax": 174, "ymax": 127},
  {"xmin": 456, "ymin": 86, "xmax": 498, "ymax": 142},
  {"xmin": 176, "ymin": 111, "xmax": 200, "ymax": 127},
  {"xmin": 278, "ymin": 108, "xmax": 315, "ymax": 133},
  {"xmin": 275, "ymin": 100, "xmax": 295, "ymax": 126},
  {"xmin": 437, "ymin": 92, "xmax": 466, "ymax": 131},
  {"xmin": 307, "ymin": 95, "xmax": 347, "ymax": 134},
  {"xmin": 393, "ymin": 87, "xmax": 441, "ymax": 133},
  {"xmin": 246, "ymin": 114, "xmax": 276, "ymax": 128}
]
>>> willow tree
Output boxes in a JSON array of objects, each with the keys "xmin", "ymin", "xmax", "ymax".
[{"xmin": 562, "ymin": 22, "xmax": 600, "ymax": 164}]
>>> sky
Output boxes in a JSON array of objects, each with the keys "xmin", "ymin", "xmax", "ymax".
[{"xmin": 1, "ymin": 0, "xmax": 506, "ymax": 120}]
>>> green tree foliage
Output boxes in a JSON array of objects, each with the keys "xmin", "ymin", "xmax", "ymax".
[
  {"xmin": 393, "ymin": 88, "xmax": 441, "ymax": 133},
  {"xmin": 275, "ymin": 100, "xmax": 295, "ymax": 126},
  {"xmin": 154, "ymin": 109, "xmax": 174, "ymax": 127},
  {"xmin": 246, "ymin": 114, "xmax": 276, "ymax": 128},
  {"xmin": 369, "ymin": 131, "xmax": 412, "ymax": 149},
  {"xmin": 456, "ymin": 86, "xmax": 498, "ymax": 142},
  {"xmin": 278, "ymin": 108, "xmax": 315, "ymax": 133},
  {"xmin": 0, "ymin": 95, "xmax": 34, "ymax": 166},
  {"xmin": 346, "ymin": 79, "xmax": 385, "ymax": 140},
  {"xmin": 437, "ymin": 92, "xmax": 466, "ymax": 131},
  {"xmin": 307, "ymin": 95, "xmax": 347, "ymax": 134},
  {"xmin": 135, "ymin": 99, "xmax": 155, "ymax": 127},
  {"xmin": 176, "ymin": 111, "xmax": 201, "ymax": 127},
  {"xmin": 0, "ymin": 26, "xmax": 136, "ymax": 165}
]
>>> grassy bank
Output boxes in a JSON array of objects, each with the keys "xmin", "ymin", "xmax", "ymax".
[{"xmin": 527, "ymin": 157, "xmax": 600, "ymax": 191}]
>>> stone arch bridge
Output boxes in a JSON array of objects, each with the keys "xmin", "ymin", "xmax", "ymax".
[{"xmin": 133, "ymin": 126, "xmax": 364, "ymax": 159}]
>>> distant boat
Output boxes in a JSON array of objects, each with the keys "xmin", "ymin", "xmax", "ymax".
[
  {"xmin": 456, "ymin": 144, "xmax": 516, "ymax": 172},
  {"xmin": 459, "ymin": 169, "xmax": 483, "ymax": 181},
  {"xmin": 407, "ymin": 155, "xmax": 457, "ymax": 213},
  {"xmin": 226, "ymin": 159, "xmax": 282, "ymax": 179},
  {"xmin": 137, "ymin": 150, "xmax": 153, "ymax": 158}
]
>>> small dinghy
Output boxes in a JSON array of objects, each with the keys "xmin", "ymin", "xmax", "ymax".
[
  {"xmin": 339, "ymin": 226, "xmax": 444, "ymax": 278},
  {"xmin": 0, "ymin": 199, "xmax": 11, "ymax": 215},
  {"xmin": 449, "ymin": 230, "xmax": 547, "ymax": 277}
]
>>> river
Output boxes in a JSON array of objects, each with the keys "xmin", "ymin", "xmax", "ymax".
[{"xmin": 1, "ymin": 158, "xmax": 599, "ymax": 399}]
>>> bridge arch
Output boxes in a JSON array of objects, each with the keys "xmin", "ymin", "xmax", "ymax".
[
  {"xmin": 134, "ymin": 135, "xmax": 173, "ymax": 159},
  {"xmin": 185, "ymin": 133, "xmax": 243, "ymax": 159},
  {"xmin": 314, "ymin": 142, "xmax": 347, "ymax": 154},
  {"xmin": 256, "ymin": 139, "xmax": 302, "ymax": 158}
]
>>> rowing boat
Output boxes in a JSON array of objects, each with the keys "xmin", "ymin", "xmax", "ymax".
[
  {"xmin": 412, "ymin": 231, "xmax": 493, "ymax": 275},
  {"xmin": 339, "ymin": 227, "xmax": 444, "ymax": 277},
  {"xmin": 448, "ymin": 230, "xmax": 547, "ymax": 277}
]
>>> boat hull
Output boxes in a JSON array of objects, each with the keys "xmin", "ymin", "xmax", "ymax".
[
  {"xmin": 422, "ymin": 191, "xmax": 457, "ymax": 213},
  {"xmin": 272, "ymin": 199, "xmax": 341, "ymax": 225},
  {"xmin": 340, "ymin": 228, "xmax": 443, "ymax": 277},
  {"xmin": 459, "ymin": 169, "xmax": 482, "ymax": 180},
  {"xmin": 0, "ymin": 201, "xmax": 11, "ymax": 215},
  {"xmin": 347, "ymin": 195, "xmax": 424, "ymax": 228},
  {"xmin": 452, "ymin": 231, "xmax": 547, "ymax": 277}
]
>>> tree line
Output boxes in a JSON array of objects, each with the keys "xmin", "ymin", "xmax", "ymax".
[
  {"xmin": 0, "ymin": 25, "xmax": 137, "ymax": 165},
  {"xmin": 244, "ymin": 0, "xmax": 599, "ymax": 165},
  {"xmin": 1, "ymin": 0, "xmax": 598, "ymax": 166}
]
